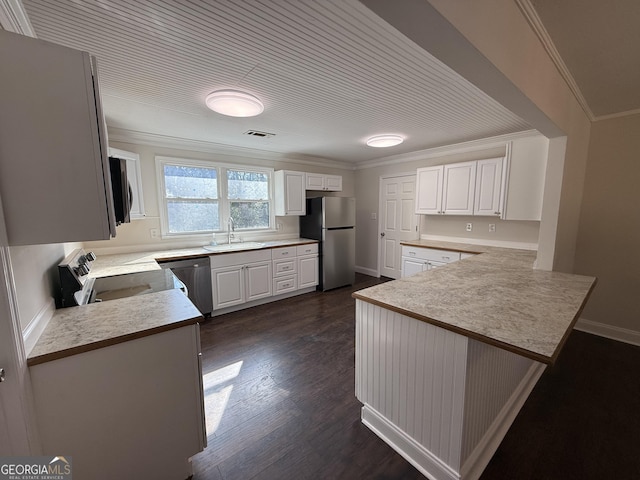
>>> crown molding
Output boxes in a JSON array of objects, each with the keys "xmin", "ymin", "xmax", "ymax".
[
  {"xmin": 515, "ymin": 0, "xmax": 595, "ymax": 122},
  {"xmin": 594, "ymin": 107, "xmax": 640, "ymax": 122},
  {"xmin": 107, "ymin": 127, "xmax": 355, "ymax": 171},
  {"xmin": 355, "ymin": 130, "xmax": 540, "ymax": 170},
  {"xmin": 0, "ymin": 0, "xmax": 35, "ymax": 37}
]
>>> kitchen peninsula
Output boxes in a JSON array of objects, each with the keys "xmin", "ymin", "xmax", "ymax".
[{"xmin": 353, "ymin": 241, "xmax": 596, "ymax": 480}]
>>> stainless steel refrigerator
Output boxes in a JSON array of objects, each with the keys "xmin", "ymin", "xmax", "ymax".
[{"xmin": 300, "ymin": 197, "xmax": 355, "ymax": 291}]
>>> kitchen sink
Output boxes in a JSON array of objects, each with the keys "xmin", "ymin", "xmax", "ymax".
[{"xmin": 203, "ymin": 242, "xmax": 266, "ymax": 252}]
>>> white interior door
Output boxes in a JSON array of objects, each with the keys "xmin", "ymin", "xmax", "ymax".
[{"xmin": 379, "ymin": 175, "xmax": 418, "ymax": 279}]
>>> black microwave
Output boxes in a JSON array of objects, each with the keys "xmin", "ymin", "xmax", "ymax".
[{"xmin": 108, "ymin": 156, "xmax": 132, "ymax": 225}]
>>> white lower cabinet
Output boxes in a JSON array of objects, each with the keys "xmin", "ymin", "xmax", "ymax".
[
  {"xmin": 210, "ymin": 243, "xmax": 319, "ymax": 313},
  {"xmin": 211, "ymin": 250, "xmax": 272, "ymax": 310},
  {"xmin": 401, "ymin": 245, "xmax": 461, "ymax": 277},
  {"xmin": 298, "ymin": 255, "xmax": 319, "ymax": 288},
  {"xmin": 29, "ymin": 324, "xmax": 205, "ymax": 480}
]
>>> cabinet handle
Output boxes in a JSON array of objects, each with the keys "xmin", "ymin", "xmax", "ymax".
[
  {"xmin": 0, "ymin": 368, "xmax": 5, "ymax": 383},
  {"xmin": 283, "ymin": 252, "xmax": 289, "ymax": 255},
  {"xmin": 494, "ymin": 211, "xmax": 501, "ymax": 215},
  {"xmin": 409, "ymin": 252, "xmax": 415, "ymax": 256},
  {"xmin": 442, "ymin": 256, "xmax": 450, "ymax": 260}
]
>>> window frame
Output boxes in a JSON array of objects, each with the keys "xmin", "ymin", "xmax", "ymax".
[{"xmin": 156, "ymin": 156, "xmax": 275, "ymax": 237}]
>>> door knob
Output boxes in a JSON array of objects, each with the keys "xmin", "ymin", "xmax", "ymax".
[
  {"xmin": 0, "ymin": 368, "xmax": 5, "ymax": 383},
  {"xmin": 380, "ymin": 232, "xmax": 385, "ymax": 237}
]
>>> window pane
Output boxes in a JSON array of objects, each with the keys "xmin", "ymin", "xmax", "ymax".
[
  {"xmin": 164, "ymin": 165, "xmax": 218, "ymax": 199},
  {"xmin": 167, "ymin": 200, "xmax": 219, "ymax": 233},
  {"xmin": 230, "ymin": 201, "xmax": 269, "ymax": 229},
  {"xmin": 227, "ymin": 170, "xmax": 268, "ymax": 200}
]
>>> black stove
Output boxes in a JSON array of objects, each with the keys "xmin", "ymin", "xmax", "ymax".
[{"xmin": 58, "ymin": 249, "xmax": 185, "ymax": 307}]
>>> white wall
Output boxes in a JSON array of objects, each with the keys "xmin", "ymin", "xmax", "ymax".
[
  {"xmin": 355, "ymin": 136, "xmax": 540, "ymax": 271},
  {"xmin": 84, "ymin": 141, "xmax": 355, "ymax": 254},
  {"xmin": 9, "ymin": 243, "xmax": 80, "ymax": 331}
]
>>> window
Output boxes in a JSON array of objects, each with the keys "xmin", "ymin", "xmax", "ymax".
[{"xmin": 157, "ymin": 157, "xmax": 273, "ymax": 235}]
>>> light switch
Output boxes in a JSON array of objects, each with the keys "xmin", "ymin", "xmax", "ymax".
[{"xmin": 371, "ymin": 212, "xmax": 377, "ymax": 220}]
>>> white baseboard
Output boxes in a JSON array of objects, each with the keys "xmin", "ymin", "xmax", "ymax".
[
  {"xmin": 355, "ymin": 265, "xmax": 378, "ymax": 277},
  {"xmin": 22, "ymin": 298, "xmax": 55, "ymax": 356},
  {"xmin": 460, "ymin": 362, "xmax": 546, "ymax": 480},
  {"xmin": 361, "ymin": 404, "xmax": 460, "ymax": 480},
  {"xmin": 574, "ymin": 318, "xmax": 640, "ymax": 347}
]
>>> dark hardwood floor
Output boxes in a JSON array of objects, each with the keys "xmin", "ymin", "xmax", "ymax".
[{"xmin": 192, "ymin": 274, "xmax": 640, "ymax": 480}]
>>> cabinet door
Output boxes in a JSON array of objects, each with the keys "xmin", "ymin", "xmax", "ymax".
[
  {"xmin": 442, "ymin": 161, "xmax": 476, "ymax": 215},
  {"xmin": 401, "ymin": 257, "xmax": 428, "ymax": 277},
  {"xmin": 474, "ymin": 157, "xmax": 504, "ymax": 216},
  {"xmin": 305, "ymin": 173, "xmax": 325, "ymax": 190},
  {"xmin": 325, "ymin": 175, "xmax": 343, "ymax": 191},
  {"xmin": 245, "ymin": 262, "xmax": 272, "ymax": 301},
  {"xmin": 274, "ymin": 170, "xmax": 305, "ymax": 216},
  {"xmin": 298, "ymin": 255, "xmax": 319, "ymax": 288},
  {"xmin": 415, "ymin": 166, "xmax": 443, "ymax": 214},
  {"xmin": 212, "ymin": 266, "xmax": 244, "ymax": 310},
  {"xmin": 504, "ymin": 136, "xmax": 548, "ymax": 220}
]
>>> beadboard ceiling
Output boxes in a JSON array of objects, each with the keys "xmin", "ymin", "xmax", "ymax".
[{"xmin": 21, "ymin": 0, "xmax": 532, "ymax": 164}]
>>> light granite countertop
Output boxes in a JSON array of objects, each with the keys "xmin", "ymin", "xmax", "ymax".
[
  {"xmin": 28, "ymin": 238, "xmax": 317, "ymax": 365},
  {"xmin": 28, "ymin": 289, "xmax": 202, "ymax": 366},
  {"xmin": 353, "ymin": 240, "xmax": 596, "ymax": 364},
  {"xmin": 89, "ymin": 238, "xmax": 318, "ymax": 278}
]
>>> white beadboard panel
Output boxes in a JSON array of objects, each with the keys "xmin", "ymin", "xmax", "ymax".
[
  {"xmin": 355, "ymin": 301, "xmax": 468, "ymax": 471},
  {"xmin": 460, "ymin": 338, "xmax": 536, "ymax": 463},
  {"xmin": 22, "ymin": 0, "xmax": 531, "ymax": 163}
]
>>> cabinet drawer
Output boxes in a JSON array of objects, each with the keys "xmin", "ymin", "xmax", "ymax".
[
  {"xmin": 273, "ymin": 258, "xmax": 297, "ymax": 276},
  {"xmin": 296, "ymin": 243, "xmax": 318, "ymax": 256},
  {"xmin": 271, "ymin": 246, "xmax": 297, "ymax": 259},
  {"xmin": 273, "ymin": 275, "xmax": 297, "ymax": 295},
  {"xmin": 401, "ymin": 246, "xmax": 461, "ymax": 263}
]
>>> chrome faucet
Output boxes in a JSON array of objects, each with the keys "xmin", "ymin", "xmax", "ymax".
[{"xmin": 227, "ymin": 216, "xmax": 235, "ymax": 244}]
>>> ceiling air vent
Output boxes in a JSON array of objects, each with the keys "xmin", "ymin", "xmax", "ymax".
[{"xmin": 243, "ymin": 130, "xmax": 275, "ymax": 139}]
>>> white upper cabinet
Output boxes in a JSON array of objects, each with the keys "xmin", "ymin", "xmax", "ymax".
[
  {"xmin": 503, "ymin": 136, "xmax": 548, "ymax": 221},
  {"xmin": 415, "ymin": 134, "xmax": 548, "ymax": 221},
  {"xmin": 442, "ymin": 161, "xmax": 476, "ymax": 215},
  {"xmin": 474, "ymin": 157, "xmax": 505, "ymax": 217},
  {"xmin": 274, "ymin": 170, "xmax": 306, "ymax": 216},
  {"xmin": 109, "ymin": 148, "xmax": 146, "ymax": 219},
  {"xmin": 415, "ymin": 166, "xmax": 443, "ymax": 215},
  {"xmin": 305, "ymin": 173, "xmax": 342, "ymax": 191},
  {"xmin": 0, "ymin": 30, "xmax": 115, "ymax": 245},
  {"xmin": 416, "ymin": 162, "xmax": 476, "ymax": 215}
]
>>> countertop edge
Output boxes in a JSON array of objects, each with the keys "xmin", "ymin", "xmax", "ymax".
[
  {"xmin": 353, "ymin": 293, "xmax": 554, "ymax": 364},
  {"xmin": 27, "ymin": 314, "xmax": 202, "ymax": 367}
]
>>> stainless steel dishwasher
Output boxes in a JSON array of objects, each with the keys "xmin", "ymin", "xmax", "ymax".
[{"xmin": 158, "ymin": 257, "xmax": 212, "ymax": 316}]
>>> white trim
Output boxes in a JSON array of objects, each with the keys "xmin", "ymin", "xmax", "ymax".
[
  {"xmin": 155, "ymin": 155, "xmax": 275, "ymax": 237},
  {"xmin": 22, "ymin": 298, "xmax": 55, "ymax": 357},
  {"xmin": 0, "ymin": 0, "xmax": 36, "ymax": 37},
  {"xmin": 420, "ymin": 234, "xmax": 538, "ymax": 251},
  {"xmin": 594, "ymin": 107, "xmax": 640, "ymax": 122},
  {"xmin": 362, "ymin": 405, "xmax": 461, "ymax": 480},
  {"xmin": 108, "ymin": 127, "xmax": 355, "ymax": 171},
  {"xmin": 574, "ymin": 318, "xmax": 640, "ymax": 347},
  {"xmin": 514, "ymin": 0, "xmax": 595, "ymax": 122},
  {"xmin": 355, "ymin": 265, "xmax": 378, "ymax": 277},
  {"xmin": 355, "ymin": 130, "xmax": 539, "ymax": 170},
  {"xmin": 460, "ymin": 362, "xmax": 546, "ymax": 480}
]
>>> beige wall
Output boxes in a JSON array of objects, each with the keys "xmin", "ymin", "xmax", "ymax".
[
  {"xmin": 574, "ymin": 114, "xmax": 640, "ymax": 331},
  {"xmin": 84, "ymin": 141, "xmax": 354, "ymax": 254},
  {"xmin": 425, "ymin": 0, "xmax": 592, "ymax": 273}
]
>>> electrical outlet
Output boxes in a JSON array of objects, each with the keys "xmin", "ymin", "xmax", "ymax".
[
  {"xmin": 150, "ymin": 228, "xmax": 159, "ymax": 239},
  {"xmin": 466, "ymin": 223, "xmax": 473, "ymax": 232},
  {"xmin": 489, "ymin": 224, "xmax": 496, "ymax": 232}
]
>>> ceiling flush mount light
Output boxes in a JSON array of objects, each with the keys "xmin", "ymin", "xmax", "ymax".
[
  {"xmin": 366, "ymin": 134, "xmax": 404, "ymax": 148},
  {"xmin": 205, "ymin": 90, "xmax": 264, "ymax": 117}
]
